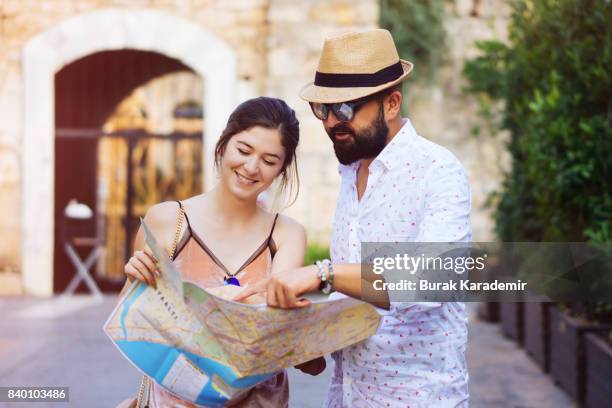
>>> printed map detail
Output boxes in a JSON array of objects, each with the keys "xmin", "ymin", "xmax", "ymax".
[{"xmin": 104, "ymin": 220, "xmax": 381, "ymax": 407}]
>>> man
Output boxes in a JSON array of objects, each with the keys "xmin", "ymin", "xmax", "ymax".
[{"xmin": 238, "ymin": 29, "xmax": 470, "ymax": 407}]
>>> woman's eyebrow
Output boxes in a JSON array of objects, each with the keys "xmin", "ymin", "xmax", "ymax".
[
  {"xmin": 237, "ymin": 140, "xmax": 281, "ymax": 160},
  {"xmin": 237, "ymin": 140, "xmax": 253, "ymax": 149},
  {"xmin": 264, "ymin": 152, "xmax": 281, "ymax": 160}
]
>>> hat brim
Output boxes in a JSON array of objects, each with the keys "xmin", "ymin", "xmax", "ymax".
[{"xmin": 299, "ymin": 60, "xmax": 413, "ymax": 104}]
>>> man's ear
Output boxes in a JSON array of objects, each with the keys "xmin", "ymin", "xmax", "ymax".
[{"xmin": 385, "ymin": 91, "xmax": 402, "ymax": 120}]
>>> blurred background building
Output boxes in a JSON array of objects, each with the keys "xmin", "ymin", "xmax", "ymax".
[{"xmin": 0, "ymin": 0, "xmax": 509, "ymax": 295}]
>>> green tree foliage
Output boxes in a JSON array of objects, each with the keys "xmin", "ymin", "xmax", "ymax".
[
  {"xmin": 463, "ymin": 0, "xmax": 612, "ymax": 243},
  {"xmin": 379, "ymin": 0, "xmax": 448, "ymax": 82}
]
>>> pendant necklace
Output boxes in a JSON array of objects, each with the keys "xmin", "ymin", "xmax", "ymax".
[{"xmin": 223, "ymin": 274, "xmax": 240, "ymax": 286}]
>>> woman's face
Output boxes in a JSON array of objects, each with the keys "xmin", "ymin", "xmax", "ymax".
[{"xmin": 220, "ymin": 126, "xmax": 287, "ymax": 201}]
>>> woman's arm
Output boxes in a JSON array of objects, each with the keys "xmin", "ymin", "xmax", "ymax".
[
  {"xmin": 119, "ymin": 201, "xmax": 185, "ymax": 297},
  {"xmin": 270, "ymin": 214, "xmax": 307, "ymax": 275},
  {"xmin": 264, "ymin": 215, "xmax": 308, "ymax": 306},
  {"xmin": 268, "ymin": 215, "xmax": 326, "ymax": 375}
]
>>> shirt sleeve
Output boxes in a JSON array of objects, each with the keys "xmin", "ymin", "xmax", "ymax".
[{"xmin": 415, "ymin": 156, "xmax": 472, "ymax": 243}]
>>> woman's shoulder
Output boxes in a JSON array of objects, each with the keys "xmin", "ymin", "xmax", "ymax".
[
  {"xmin": 145, "ymin": 201, "xmax": 182, "ymax": 223},
  {"xmin": 146, "ymin": 193, "xmax": 206, "ymax": 223},
  {"xmin": 270, "ymin": 213, "xmax": 306, "ymax": 244},
  {"xmin": 136, "ymin": 201, "xmax": 185, "ymax": 251},
  {"xmin": 143, "ymin": 201, "xmax": 185, "ymax": 238}
]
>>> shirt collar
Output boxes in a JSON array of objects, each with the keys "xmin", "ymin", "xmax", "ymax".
[
  {"xmin": 338, "ymin": 118, "xmax": 417, "ymax": 177},
  {"xmin": 372, "ymin": 118, "xmax": 417, "ymax": 171}
]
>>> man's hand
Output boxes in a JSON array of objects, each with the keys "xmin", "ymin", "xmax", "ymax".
[
  {"xmin": 207, "ymin": 285, "xmax": 265, "ymax": 304},
  {"xmin": 233, "ymin": 265, "xmax": 320, "ymax": 308}
]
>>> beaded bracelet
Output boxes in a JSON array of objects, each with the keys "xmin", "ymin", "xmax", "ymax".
[{"xmin": 315, "ymin": 259, "xmax": 334, "ymax": 295}]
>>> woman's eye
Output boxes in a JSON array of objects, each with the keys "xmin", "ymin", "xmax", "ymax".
[
  {"xmin": 237, "ymin": 148, "xmax": 249, "ymax": 155},
  {"xmin": 263, "ymin": 160, "xmax": 276, "ymax": 166}
]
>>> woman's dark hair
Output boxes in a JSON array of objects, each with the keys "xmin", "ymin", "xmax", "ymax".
[{"xmin": 214, "ymin": 97, "xmax": 300, "ymax": 207}]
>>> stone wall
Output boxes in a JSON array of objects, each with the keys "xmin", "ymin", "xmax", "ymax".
[
  {"xmin": 266, "ymin": 0, "xmax": 512, "ymax": 242},
  {"xmin": 266, "ymin": 0, "xmax": 379, "ymax": 243},
  {"xmin": 407, "ymin": 0, "xmax": 511, "ymax": 240}
]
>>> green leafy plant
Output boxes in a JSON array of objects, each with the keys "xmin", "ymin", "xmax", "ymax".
[
  {"xmin": 379, "ymin": 0, "xmax": 448, "ymax": 83},
  {"xmin": 463, "ymin": 0, "xmax": 612, "ymax": 320}
]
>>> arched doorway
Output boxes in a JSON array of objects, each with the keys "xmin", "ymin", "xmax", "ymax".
[
  {"xmin": 54, "ymin": 49, "xmax": 204, "ymax": 292},
  {"xmin": 22, "ymin": 9, "xmax": 237, "ymax": 295}
]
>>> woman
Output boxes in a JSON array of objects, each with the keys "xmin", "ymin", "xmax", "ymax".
[{"xmin": 119, "ymin": 97, "xmax": 322, "ymax": 408}]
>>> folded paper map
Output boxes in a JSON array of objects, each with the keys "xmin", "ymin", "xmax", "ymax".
[{"xmin": 104, "ymin": 220, "xmax": 381, "ymax": 407}]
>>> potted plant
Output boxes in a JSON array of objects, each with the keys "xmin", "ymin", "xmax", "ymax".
[
  {"xmin": 498, "ymin": 250, "xmax": 524, "ymax": 343},
  {"xmin": 499, "ymin": 302, "xmax": 523, "ymax": 344},
  {"xmin": 523, "ymin": 301, "xmax": 551, "ymax": 371},
  {"xmin": 477, "ymin": 302, "xmax": 500, "ymax": 323},
  {"xmin": 476, "ymin": 257, "xmax": 501, "ymax": 323},
  {"xmin": 549, "ymin": 305, "xmax": 612, "ymax": 403},
  {"xmin": 461, "ymin": 0, "xmax": 612, "ymax": 403},
  {"xmin": 585, "ymin": 330, "xmax": 612, "ymax": 408}
]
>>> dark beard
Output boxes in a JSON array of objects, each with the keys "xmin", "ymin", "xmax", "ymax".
[{"xmin": 328, "ymin": 108, "xmax": 389, "ymax": 165}]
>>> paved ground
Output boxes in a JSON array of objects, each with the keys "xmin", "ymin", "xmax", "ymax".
[{"xmin": 0, "ymin": 296, "xmax": 573, "ymax": 408}]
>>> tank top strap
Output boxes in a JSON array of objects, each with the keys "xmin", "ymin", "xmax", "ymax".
[{"xmin": 266, "ymin": 213, "xmax": 279, "ymax": 243}]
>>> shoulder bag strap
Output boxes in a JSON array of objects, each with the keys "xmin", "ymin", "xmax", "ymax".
[
  {"xmin": 170, "ymin": 201, "xmax": 186, "ymax": 261},
  {"xmin": 136, "ymin": 201, "xmax": 185, "ymax": 408}
]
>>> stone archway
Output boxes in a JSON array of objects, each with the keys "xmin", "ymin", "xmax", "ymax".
[{"xmin": 22, "ymin": 9, "xmax": 237, "ymax": 295}]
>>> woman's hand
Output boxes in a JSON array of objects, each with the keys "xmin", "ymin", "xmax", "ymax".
[
  {"xmin": 124, "ymin": 247, "xmax": 159, "ymax": 289},
  {"xmin": 295, "ymin": 357, "xmax": 326, "ymax": 376}
]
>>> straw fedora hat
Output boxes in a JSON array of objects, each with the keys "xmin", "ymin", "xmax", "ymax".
[{"xmin": 300, "ymin": 29, "xmax": 413, "ymax": 104}]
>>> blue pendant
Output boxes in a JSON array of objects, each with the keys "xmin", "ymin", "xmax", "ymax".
[{"xmin": 224, "ymin": 276, "xmax": 240, "ymax": 286}]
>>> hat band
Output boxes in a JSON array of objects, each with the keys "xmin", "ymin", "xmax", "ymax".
[{"xmin": 314, "ymin": 61, "xmax": 403, "ymax": 88}]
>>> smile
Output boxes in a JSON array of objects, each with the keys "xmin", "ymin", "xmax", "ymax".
[
  {"xmin": 235, "ymin": 171, "xmax": 258, "ymax": 185},
  {"xmin": 334, "ymin": 132, "xmax": 353, "ymax": 142}
]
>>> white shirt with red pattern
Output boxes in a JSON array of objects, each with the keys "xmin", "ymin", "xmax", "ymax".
[{"xmin": 325, "ymin": 119, "xmax": 471, "ymax": 408}]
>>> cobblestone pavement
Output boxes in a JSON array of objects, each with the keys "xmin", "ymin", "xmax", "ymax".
[{"xmin": 0, "ymin": 296, "xmax": 573, "ymax": 408}]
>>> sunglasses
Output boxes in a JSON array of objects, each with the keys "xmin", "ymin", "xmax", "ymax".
[{"xmin": 309, "ymin": 93, "xmax": 383, "ymax": 122}]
